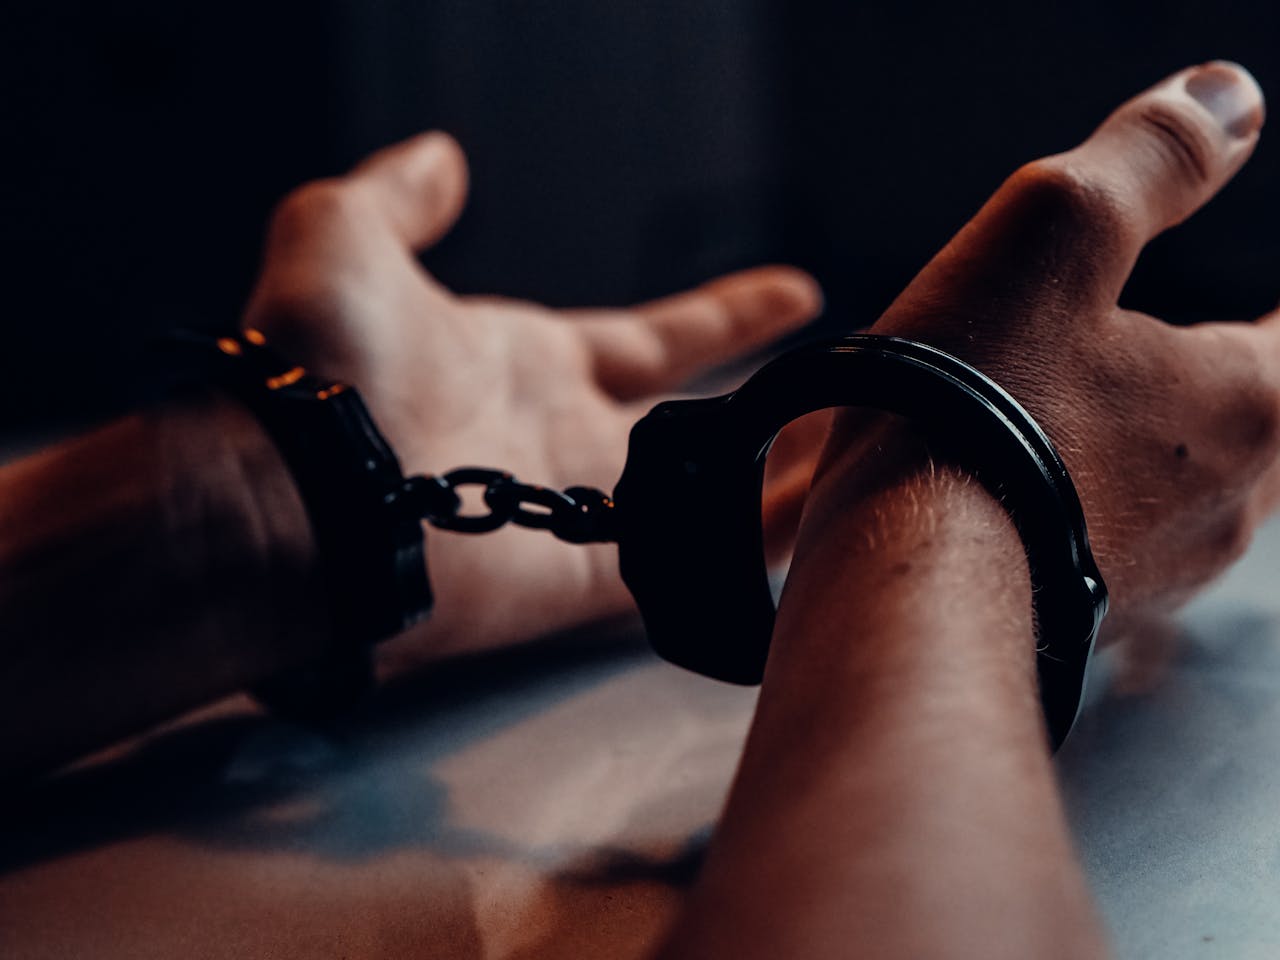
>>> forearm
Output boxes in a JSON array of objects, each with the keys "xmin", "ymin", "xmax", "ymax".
[
  {"xmin": 0, "ymin": 383, "xmax": 616, "ymax": 775},
  {"xmin": 658, "ymin": 452, "xmax": 1107, "ymax": 958},
  {"xmin": 0, "ymin": 393, "xmax": 326, "ymax": 777}
]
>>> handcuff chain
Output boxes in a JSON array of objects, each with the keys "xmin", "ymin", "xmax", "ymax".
[{"xmin": 395, "ymin": 468, "xmax": 618, "ymax": 544}]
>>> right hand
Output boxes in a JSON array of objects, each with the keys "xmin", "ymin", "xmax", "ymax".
[{"xmin": 814, "ymin": 62, "xmax": 1273, "ymax": 623}]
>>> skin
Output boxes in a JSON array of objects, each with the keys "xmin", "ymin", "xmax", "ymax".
[
  {"xmin": 0, "ymin": 394, "xmax": 328, "ymax": 775},
  {"xmin": 658, "ymin": 459, "xmax": 1108, "ymax": 959},
  {"xmin": 657, "ymin": 61, "xmax": 1272, "ymax": 958},
  {"xmin": 0, "ymin": 140, "xmax": 823, "ymax": 776},
  {"xmin": 0, "ymin": 56, "xmax": 1274, "ymax": 957},
  {"xmin": 241, "ymin": 136, "xmax": 824, "ymax": 670},
  {"xmin": 851, "ymin": 62, "xmax": 1276, "ymax": 621}
]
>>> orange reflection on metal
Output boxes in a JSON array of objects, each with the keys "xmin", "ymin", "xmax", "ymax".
[
  {"xmin": 315, "ymin": 383, "xmax": 347, "ymax": 401},
  {"xmin": 265, "ymin": 366, "xmax": 306, "ymax": 390},
  {"xmin": 243, "ymin": 328, "xmax": 267, "ymax": 346},
  {"xmin": 217, "ymin": 337, "xmax": 243, "ymax": 356}
]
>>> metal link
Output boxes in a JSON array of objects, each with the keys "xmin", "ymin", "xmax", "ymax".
[
  {"xmin": 428, "ymin": 468, "xmax": 516, "ymax": 533},
  {"xmin": 495, "ymin": 483, "xmax": 577, "ymax": 531},
  {"xmin": 399, "ymin": 466, "xmax": 618, "ymax": 544},
  {"xmin": 557, "ymin": 486, "xmax": 618, "ymax": 543},
  {"xmin": 395, "ymin": 474, "xmax": 459, "ymax": 520}
]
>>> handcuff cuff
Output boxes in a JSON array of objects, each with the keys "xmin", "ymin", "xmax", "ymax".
[{"xmin": 186, "ymin": 329, "xmax": 1108, "ymax": 751}]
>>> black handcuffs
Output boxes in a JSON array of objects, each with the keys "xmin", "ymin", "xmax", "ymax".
[
  {"xmin": 196, "ymin": 330, "xmax": 1107, "ymax": 750},
  {"xmin": 180, "ymin": 330, "xmax": 432, "ymax": 719},
  {"xmin": 616, "ymin": 335, "xmax": 1107, "ymax": 751}
]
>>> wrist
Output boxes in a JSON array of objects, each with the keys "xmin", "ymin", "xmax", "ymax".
[
  {"xmin": 171, "ymin": 328, "xmax": 442, "ymax": 716},
  {"xmin": 692, "ymin": 429, "xmax": 1099, "ymax": 960},
  {"xmin": 155, "ymin": 391, "xmax": 329, "ymax": 679},
  {"xmin": 775, "ymin": 422, "xmax": 1041, "ymax": 737},
  {"xmin": 0, "ymin": 395, "xmax": 333, "ymax": 775}
]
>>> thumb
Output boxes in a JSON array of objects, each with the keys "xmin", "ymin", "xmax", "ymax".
[
  {"xmin": 1074, "ymin": 61, "xmax": 1263, "ymax": 248},
  {"xmin": 902, "ymin": 62, "xmax": 1265, "ymax": 314},
  {"xmin": 352, "ymin": 130, "xmax": 471, "ymax": 250}
]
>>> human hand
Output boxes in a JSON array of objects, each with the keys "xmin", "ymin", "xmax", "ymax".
[
  {"xmin": 814, "ymin": 62, "xmax": 1271, "ymax": 623},
  {"xmin": 242, "ymin": 132, "xmax": 822, "ymax": 664}
]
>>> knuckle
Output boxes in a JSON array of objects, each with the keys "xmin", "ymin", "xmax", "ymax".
[
  {"xmin": 247, "ymin": 266, "xmax": 352, "ymax": 342},
  {"xmin": 270, "ymin": 177, "xmax": 367, "ymax": 237},
  {"xmin": 1002, "ymin": 158, "xmax": 1125, "ymax": 236},
  {"xmin": 1238, "ymin": 391, "xmax": 1280, "ymax": 466},
  {"xmin": 1221, "ymin": 349, "xmax": 1280, "ymax": 466},
  {"xmin": 253, "ymin": 179, "xmax": 374, "ymax": 337},
  {"xmin": 1249, "ymin": 375, "xmax": 1280, "ymax": 440},
  {"xmin": 1214, "ymin": 509, "xmax": 1255, "ymax": 566},
  {"xmin": 1127, "ymin": 99, "xmax": 1216, "ymax": 186},
  {"xmin": 1190, "ymin": 327, "xmax": 1280, "ymax": 475},
  {"xmin": 251, "ymin": 283, "xmax": 336, "ymax": 332}
]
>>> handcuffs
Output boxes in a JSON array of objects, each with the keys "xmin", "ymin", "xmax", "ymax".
[{"xmin": 191, "ymin": 330, "xmax": 1108, "ymax": 751}]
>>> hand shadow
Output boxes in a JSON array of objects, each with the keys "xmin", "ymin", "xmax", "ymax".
[{"xmin": 0, "ymin": 617, "xmax": 657, "ymax": 875}]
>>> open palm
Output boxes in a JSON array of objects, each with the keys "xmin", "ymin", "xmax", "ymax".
[{"xmin": 243, "ymin": 131, "xmax": 822, "ymax": 669}]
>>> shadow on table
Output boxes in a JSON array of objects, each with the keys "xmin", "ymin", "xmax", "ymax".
[
  {"xmin": 1059, "ymin": 607, "xmax": 1280, "ymax": 872},
  {"xmin": 0, "ymin": 618, "xmax": 702, "ymax": 879},
  {"xmin": 554, "ymin": 827, "xmax": 713, "ymax": 889}
]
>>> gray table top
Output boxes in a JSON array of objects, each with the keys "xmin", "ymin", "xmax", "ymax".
[
  {"xmin": 1059, "ymin": 519, "xmax": 1280, "ymax": 957},
  {"xmin": 3, "ymin": 522, "xmax": 1279, "ymax": 958}
]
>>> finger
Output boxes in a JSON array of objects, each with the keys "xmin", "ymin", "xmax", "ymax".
[
  {"xmin": 578, "ymin": 265, "xmax": 823, "ymax": 400},
  {"xmin": 351, "ymin": 130, "xmax": 470, "ymax": 250},
  {"xmin": 762, "ymin": 411, "xmax": 833, "ymax": 567},
  {"xmin": 762, "ymin": 466, "xmax": 811, "ymax": 569},
  {"xmin": 1076, "ymin": 62, "xmax": 1264, "ymax": 252},
  {"xmin": 904, "ymin": 62, "xmax": 1264, "ymax": 314}
]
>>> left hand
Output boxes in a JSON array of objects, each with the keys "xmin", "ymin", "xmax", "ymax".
[
  {"xmin": 242, "ymin": 131, "xmax": 823, "ymax": 666},
  {"xmin": 811, "ymin": 62, "xmax": 1273, "ymax": 625}
]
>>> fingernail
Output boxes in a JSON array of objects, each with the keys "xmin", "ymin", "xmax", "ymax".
[{"xmin": 1185, "ymin": 61, "xmax": 1265, "ymax": 138}]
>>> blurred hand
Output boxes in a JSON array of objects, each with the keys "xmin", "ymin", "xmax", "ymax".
[
  {"xmin": 816, "ymin": 61, "xmax": 1271, "ymax": 624},
  {"xmin": 243, "ymin": 132, "xmax": 822, "ymax": 664}
]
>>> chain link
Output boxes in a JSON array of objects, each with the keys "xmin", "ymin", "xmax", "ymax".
[{"xmin": 395, "ymin": 468, "xmax": 618, "ymax": 544}]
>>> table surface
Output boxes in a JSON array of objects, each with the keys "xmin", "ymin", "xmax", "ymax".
[{"xmin": 4, "ymin": 522, "xmax": 1280, "ymax": 959}]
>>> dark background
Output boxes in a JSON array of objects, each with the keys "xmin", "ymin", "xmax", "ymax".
[{"xmin": 4, "ymin": 0, "xmax": 1279, "ymax": 438}]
